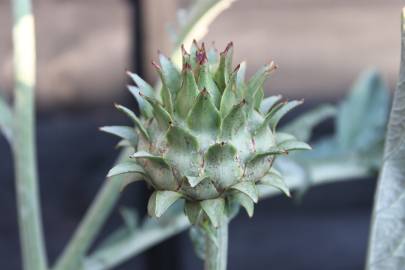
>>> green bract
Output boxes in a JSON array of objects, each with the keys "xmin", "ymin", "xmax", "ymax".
[{"xmin": 102, "ymin": 42, "xmax": 310, "ymax": 226}]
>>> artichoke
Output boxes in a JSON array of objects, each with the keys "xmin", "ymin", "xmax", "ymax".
[{"xmin": 102, "ymin": 41, "xmax": 310, "ymax": 227}]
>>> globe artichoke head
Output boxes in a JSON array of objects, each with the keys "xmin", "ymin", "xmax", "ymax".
[{"xmin": 103, "ymin": 41, "xmax": 310, "ymax": 227}]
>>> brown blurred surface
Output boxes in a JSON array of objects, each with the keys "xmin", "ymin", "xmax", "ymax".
[{"xmin": 0, "ymin": 0, "xmax": 403, "ymax": 109}]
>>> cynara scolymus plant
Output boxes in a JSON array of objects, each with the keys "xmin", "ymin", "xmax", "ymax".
[{"xmin": 102, "ymin": 41, "xmax": 310, "ymax": 269}]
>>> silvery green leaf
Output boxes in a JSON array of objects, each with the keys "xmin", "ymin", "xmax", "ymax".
[
  {"xmin": 198, "ymin": 63, "xmax": 221, "ymax": 107},
  {"xmin": 232, "ymin": 192, "xmax": 254, "ymax": 217},
  {"xmin": 204, "ymin": 142, "xmax": 242, "ymax": 189},
  {"xmin": 200, "ymin": 198, "xmax": 225, "ymax": 227},
  {"xmin": 147, "ymin": 191, "xmax": 183, "ymax": 218},
  {"xmin": 231, "ymin": 181, "xmax": 258, "ymax": 203},
  {"xmin": 131, "ymin": 151, "xmax": 178, "ymax": 190},
  {"xmin": 141, "ymin": 95, "xmax": 172, "ymax": 131},
  {"xmin": 186, "ymin": 176, "xmax": 206, "ymax": 188},
  {"xmin": 159, "ymin": 53, "xmax": 182, "ymax": 98},
  {"xmin": 107, "ymin": 161, "xmax": 145, "ymax": 178},
  {"xmin": 207, "ymin": 47, "xmax": 219, "ymax": 67},
  {"xmin": 127, "ymin": 71, "xmax": 155, "ymax": 97},
  {"xmin": 219, "ymin": 71, "xmax": 238, "ymax": 118},
  {"xmin": 127, "ymin": 85, "xmax": 153, "ymax": 119},
  {"xmin": 366, "ymin": 14, "xmax": 405, "ymax": 270},
  {"xmin": 114, "ymin": 104, "xmax": 150, "ymax": 140},
  {"xmin": 214, "ymin": 42, "xmax": 233, "ymax": 91},
  {"xmin": 187, "ymin": 89, "xmax": 221, "ymax": 142},
  {"xmin": 236, "ymin": 61, "xmax": 247, "ymax": 90},
  {"xmin": 174, "ymin": 64, "xmax": 199, "ymax": 119},
  {"xmin": 281, "ymin": 104, "xmax": 337, "ymax": 141},
  {"xmin": 0, "ymin": 95, "xmax": 13, "ymax": 143},
  {"xmin": 165, "ymin": 125, "xmax": 201, "ymax": 176},
  {"xmin": 220, "ymin": 100, "xmax": 246, "ymax": 140},
  {"xmin": 337, "ymin": 69, "xmax": 389, "ymax": 151},
  {"xmin": 260, "ymin": 95, "xmax": 282, "ymax": 114},
  {"xmin": 99, "ymin": 126, "xmax": 138, "ymax": 146},
  {"xmin": 253, "ymin": 87, "xmax": 264, "ymax": 111},
  {"xmin": 185, "ymin": 201, "xmax": 203, "ymax": 225},
  {"xmin": 268, "ymin": 100, "xmax": 303, "ymax": 130},
  {"xmin": 259, "ymin": 169, "xmax": 290, "ymax": 197},
  {"xmin": 278, "ymin": 140, "xmax": 312, "ymax": 152}
]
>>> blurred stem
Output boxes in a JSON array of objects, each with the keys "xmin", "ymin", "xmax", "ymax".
[
  {"xmin": 11, "ymin": 0, "xmax": 48, "ymax": 269},
  {"xmin": 204, "ymin": 220, "xmax": 228, "ymax": 270},
  {"xmin": 53, "ymin": 149, "xmax": 132, "ymax": 270}
]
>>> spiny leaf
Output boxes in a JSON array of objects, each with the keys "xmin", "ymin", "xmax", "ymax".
[
  {"xmin": 219, "ymin": 68, "xmax": 239, "ymax": 118},
  {"xmin": 107, "ymin": 161, "xmax": 145, "ymax": 178},
  {"xmin": 245, "ymin": 62, "xmax": 276, "ymax": 112},
  {"xmin": 200, "ymin": 198, "xmax": 225, "ymax": 227},
  {"xmin": 231, "ymin": 181, "xmax": 258, "ymax": 203},
  {"xmin": 204, "ymin": 142, "xmax": 242, "ymax": 189},
  {"xmin": 214, "ymin": 42, "xmax": 233, "ymax": 91},
  {"xmin": 165, "ymin": 125, "xmax": 201, "ymax": 176},
  {"xmin": 253, "ymin": 87, "xmax": 264, "ymax": 111},
  {"xmin": 147, "ymin": 191, "xmax": 183, "ymax": 218},
  {"xmin": 153, "ymin": 62, "xmax": 174, "ymax": 114},
  {"xmin": 128, "ymin": 85, "xmax": 153, "ymax": 119},
  {"xmin": 268, "ymin": 100, "xmax": 303, "ymax": 130},
  {"xmin": 127, "ymin": 71, "xmax": 154, "ymax": 97},
  {"xmin": 278, "ymin": 140, "xmax": 312, "ymax": 152},
  {"xmin": 115, "ymin": 104, "xmax": 150, "ymax": 140},
  {"xmin": 99, "ymin": 126, "xmax": 138, "ymax": 146},
  {"xmin": 187, "ymin": 89, "xmax": 221, "ymax": 139},
  {"xmin": 232, "ymin": 192, "xmax": 254, "ymax": 217},
  {"xmin": 236, "ymin": 61, "xmax": 246, "ymax": 90},
  {"xmin": 158, "ymin": 53, "xmax": 182, "ymax": 98},
  {"xmin": 175, "ymin": 64, "xmax": 199, "ymax": 119},
  {"xmin": 220, "ymin": 100, "xmax": 246, "ymax": 140},
  {"xmin": 260, "ymin": 95, "xmax": 282, "ymax": 114},
  {"xmin": 141, "ymin": 94, "xmax": 172, "ymax": 131},
  {"xmin": 186, "ymin": 176, "xmax": 207, "ymax": 188},
  {"xmin": 185, "ymin": 201, "xmax": 203, "ymax": 225},
  {"xmin": 198, "ymin": 63, "xmax": 221, "ymax": 107},
  {"xmin": 259, "ymin": 170, "xmax": 290, "ymax": 197},
  {"xmin": 131, "ymin": 151, "xmax": 178, "ymax": 190}
]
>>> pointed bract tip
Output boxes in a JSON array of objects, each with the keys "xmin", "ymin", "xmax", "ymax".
[
  {"xmin": 200, "ymin": 88, "xmax": 209, "ymax": 95},
  {"xmin": 233, "ymin": 63, "xmax": 241, "ymax": 73},
  {"xmin": 183, "ymin": 62, "xmax": 192, "ymax": 71},
  {"xmin": 225, "ymin": 41, "xmax": 233, "ymax": 52},
  {"xmin": 151, "ymin": 61, "xmax": 161, "ymax": 70}
]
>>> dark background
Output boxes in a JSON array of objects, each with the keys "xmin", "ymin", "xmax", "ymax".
[{"xmin": 0, "ymin": 0, "xmax": 402, "ymax": 269}]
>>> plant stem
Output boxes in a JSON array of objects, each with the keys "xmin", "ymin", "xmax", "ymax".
[
  {"xmin": 11, "ymin": 0, "xmax": 48, "ymax": 269},
  {"xmin": 204, "ymin": 219, "xmax": 229, "ymax": 270},
  {"xmin": 53, "ymin": 149, "xmax": 132, "ymax": 270},
  {"xmin": 84, "ymin": 215, "xmax": 189, "ymax": 270}
]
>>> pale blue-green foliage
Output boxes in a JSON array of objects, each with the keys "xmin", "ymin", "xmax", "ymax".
[
  {"xmin": 103, "ymin": 42, "xmax": 310, "ymax": 227},
  {"xmin": 282, "ymin": 69, "xmax": 390, "ymax": 197}
]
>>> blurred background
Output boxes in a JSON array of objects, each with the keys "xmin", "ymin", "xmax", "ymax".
[{"xmin": 0, "ymin": 0, "xmax": 403, "ymax": 269}]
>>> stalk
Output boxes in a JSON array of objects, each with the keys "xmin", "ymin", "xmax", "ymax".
[
  {"xmin": 53, "ymin": 149, "xmax": 131, "ymax": 270},
  {"xmin": 10, "ymin": 0, "xmax": 48, "ymax": 269},
  {"xmin": 204, "ymin": 219, "xmax": 229, "ymax": 270}
]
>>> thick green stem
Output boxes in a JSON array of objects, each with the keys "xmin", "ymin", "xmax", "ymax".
[
  {"xmin": 204, "ymin": 219, "xmax": 229, "ymax": 270},
  {"xmin": 53, "ymin": 149, "xmax": 131, "ymax": 270},
  {"xmin": 11, "ymin": 0, "xmax": 48, "ymax": 269}
]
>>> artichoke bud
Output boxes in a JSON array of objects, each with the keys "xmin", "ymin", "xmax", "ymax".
[{"xmin": 103, "ymin": 42, "xmax": 311, "ymax": 227}]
